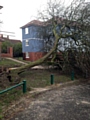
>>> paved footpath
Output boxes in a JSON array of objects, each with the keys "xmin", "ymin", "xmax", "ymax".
[{"xmin": 10, "ymin": 84, "xmax": 90, "ymax": 120}]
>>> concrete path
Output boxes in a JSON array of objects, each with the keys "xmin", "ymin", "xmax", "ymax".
[
  {"xmin": 5, "ymin": 57, "xmax": 55, "ymax": 70},
  {"xmin": 5, "ymin": 57, "xmax": 28, "ymax": 65},
  {"xmin": 9, "ymin": 83, "xmax": 90, "ymax": 120}
]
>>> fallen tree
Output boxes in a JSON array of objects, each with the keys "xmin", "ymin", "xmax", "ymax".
[{"xmin": 1, "ymin": 0, "xmax": 90, "ymax": 81}]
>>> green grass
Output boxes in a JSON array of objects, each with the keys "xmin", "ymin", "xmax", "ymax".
[
  {"xmin": 0, "ymin": 87, "xmax": 23, "ymax": 119},
  {"xmin": 0, "ymin": 115, "xmax": 3, "ymax": 120},
  {"xmin": 0, "ymin": 58, "xmax": 22, "ymax": 67},
  {"xmin": 20, "ymin": 69, "xmax": 72, "ymax": 88}
]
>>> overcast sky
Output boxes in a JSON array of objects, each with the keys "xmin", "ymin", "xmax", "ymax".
[{"xmin": 0, "ymin": 0, "xmax": 90, "ymax": 40}]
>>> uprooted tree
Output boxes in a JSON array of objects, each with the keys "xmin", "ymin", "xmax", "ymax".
[{"xmin": 2, "ymin": 0, "xmax": 90, "ymax": 81}]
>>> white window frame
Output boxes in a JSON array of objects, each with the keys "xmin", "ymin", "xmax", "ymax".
[
  {"xmin": 25, "ymin": 39, "xmax": 29, "ymax": 46},
  {"xmin": 26, "ymin": 52, "xmax": 29, "ymax": 58},
  {"xmin": 25, "ymin": 27, "xmax": 29, "ymax": 34}
]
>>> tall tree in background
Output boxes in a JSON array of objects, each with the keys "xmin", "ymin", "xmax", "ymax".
[
  {"xmin": 1, "ymin": 41, "xmax": 12, "ymax": 53},
  {"xmin": 13, "ymin": 42, "xmax": 22, "ymax": 57}
]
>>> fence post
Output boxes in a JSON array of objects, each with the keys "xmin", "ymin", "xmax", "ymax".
[
  {"xmin": 50, "ymin": 74, "xmax": 54, "ymax": 85},
  {"xmin": 23, "ymin": 80, "xmax": 26, "ymax": 93},
  {"xmin": 71, "ymin": 71, "xmax": 74, "ymax": 80}
]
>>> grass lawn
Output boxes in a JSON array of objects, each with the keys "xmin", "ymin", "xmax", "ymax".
[
  {"xmin": 20, "ymin": 69, "xmax": 72, "ymax": 88},
  {"xmin": 0, "ymin": 58, "xmax": 22, "ymax": 68},
  {"xmin": 0, "ymin": 87, "xmax": 23, "ymax": 119}
]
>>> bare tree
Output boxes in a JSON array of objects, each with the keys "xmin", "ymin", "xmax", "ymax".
[{"xmin": 38, "ymin": 0, "xmax": 90, "ymax": 73}]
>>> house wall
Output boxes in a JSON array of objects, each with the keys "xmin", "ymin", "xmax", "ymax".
[
  {"xmin": 22, "ymin": 26, "xmax": 44, "ymax": 39},
  {"xmin": 22, "ymin": 39, "xmax": 44, "ymax": 52},
  {"xmin": 23, "ymin": 52, "xmax": 46, "ymax": 61},
  {"xmin": 22, "ymin": 26, "xmax": 45, "ymax": 53},
  {"xmin": 22, "ymin": 25, "xmax": 45, "ymax": 61}
]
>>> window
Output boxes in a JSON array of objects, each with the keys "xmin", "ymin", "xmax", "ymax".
[
  {"xmin": 25, "ymin": 27, "xmax": 29, "ymax": 34},
  {"xmin": 25, "ymin": 39, "xmax": 29, "ymax": 46},
  {"xmin": 26, "ymin": 52, "xmax": 29, "ymax": 58}
]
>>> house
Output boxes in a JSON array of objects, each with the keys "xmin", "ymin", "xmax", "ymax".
[
  {"xmin": 21, "ymin": 20, "xmax": 47, "ymax": 61},
  {"xmin": 21, "ymin": 18, "xmax": 78, "ymax": 62},
  {"xmin": 20, "ymin": 19, "xmax": 70, "ymax": 61},
  {"xmin": 0, "ymin": 34, "xmax": 21, "ymax": 58},
  {"xmin": 0, "ymin": 34, "xmax": 21, "ymax": 44}
]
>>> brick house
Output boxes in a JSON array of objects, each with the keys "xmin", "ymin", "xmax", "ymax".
[
  {"xmin": 0, "ymin": 34, "xmax": 21, "ymax": 58},
  {"xmin": 21, "ymin": 20, "xmax": 47, "ymax": 61}
]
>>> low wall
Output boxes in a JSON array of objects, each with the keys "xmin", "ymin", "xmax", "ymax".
[{"xmin": 1, "ymin": 47, "xmax": 13, "ymax": 58}]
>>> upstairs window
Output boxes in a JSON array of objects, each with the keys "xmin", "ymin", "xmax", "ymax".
[
  {"xmin": 25, "ymin": 27, "xmax": 29, "ymax": 34},
  {"xmin": 25, "ymin": 39, "xmax": 29, "ymax": 46}
]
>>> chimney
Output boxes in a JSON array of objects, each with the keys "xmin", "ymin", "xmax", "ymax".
[
  {"xmin": 0, "ymin": 34, "xmax": 3, "ymax": 38},
  {"xmin": 7, "ymin": 35, "xmax": 9, "ymax": 39}
]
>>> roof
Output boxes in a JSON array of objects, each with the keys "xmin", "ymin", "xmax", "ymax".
[
  {"xmin": 20, "ymin": 20, "xmax": 46, "ymax": 28},
  {"xmin": 20, "ymin": 17, "xmax": 78, "ymax": 29},
  {"xmin": 20, "ymin": 16, "xmax": 64, "ymax": 28},
  {"xmin": 0, "ymin": 34, "xmax": 21, "ymax": 44},
  {"xmin": 7, "ymin": 39, "xmax": 21, "ymax": 44},
  {"xmin": 4, "ymin": 38, "xmax": 21, "ymax": 44}
]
